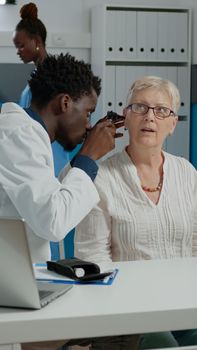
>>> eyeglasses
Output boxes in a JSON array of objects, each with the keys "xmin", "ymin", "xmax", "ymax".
[{"xmin": 126, "ymin": 103, "xmax": 175, "ymax": 120}]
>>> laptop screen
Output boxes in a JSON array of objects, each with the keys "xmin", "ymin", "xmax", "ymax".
[{"xmin": 0, "ymin": 217, "xmax": 72, "ymax": 309}]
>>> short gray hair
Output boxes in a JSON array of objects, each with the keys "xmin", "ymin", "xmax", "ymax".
[{"xmin": 126, "ymin": 75, "xmax": 180, "ymax": 114}]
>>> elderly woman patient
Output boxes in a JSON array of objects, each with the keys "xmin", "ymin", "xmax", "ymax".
[{"xmin": 75, "ymin": 76, "xmax": 197, "ymax": 349}]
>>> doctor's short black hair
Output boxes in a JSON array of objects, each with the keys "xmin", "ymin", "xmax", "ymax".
[{"xmin": 29, "ymin": 53, "xmax": 101, "ymax": 108}]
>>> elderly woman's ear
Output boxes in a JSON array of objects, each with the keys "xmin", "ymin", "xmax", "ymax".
[
  {"xmin": 169, "ymin": 115, "xmax": 178, "ymax": 136},
  {"xmin": 123, "ymin": 107, "xmax": 127, "ymax": 117},
  {"xmin": 123, "ymin": 107, "xmax": 128, "ymax": 128}
]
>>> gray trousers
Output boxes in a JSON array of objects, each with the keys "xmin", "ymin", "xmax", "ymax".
[
  {"xmin": 67, "ymin": 334, "xmax": 140, "ymax": 349},
  {"xmin": 22, "ymin": 334, "xmax": 140, "ymax": 350}
]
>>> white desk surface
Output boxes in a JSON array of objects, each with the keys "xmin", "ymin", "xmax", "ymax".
[{"xmin": 1, "ymin": 257, "xmax": 197, "ymax": 346}]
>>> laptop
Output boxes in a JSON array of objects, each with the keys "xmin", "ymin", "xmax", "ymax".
[{"xmin": 0, "ymin": 217, "xmax": 73, "ymax": 309}]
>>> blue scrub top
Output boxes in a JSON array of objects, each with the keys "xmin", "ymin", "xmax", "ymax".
[{"xmin": 18, "ymin": 84, "xmax": 71, "ymax": 176}]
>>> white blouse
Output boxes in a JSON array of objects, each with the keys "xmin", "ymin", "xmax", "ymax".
[{"xmin": 75, "ymin": 149, "xmax": 197, "ymax": 263}]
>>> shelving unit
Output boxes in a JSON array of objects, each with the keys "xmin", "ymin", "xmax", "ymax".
[{"xmin": 91, "ymin": 5, "xmax": 192, "ymax": 159}]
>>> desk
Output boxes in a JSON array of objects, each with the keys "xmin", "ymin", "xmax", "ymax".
[{"xmin": 1, "ymin": 257, "xmax": 197, "ymax": 350}]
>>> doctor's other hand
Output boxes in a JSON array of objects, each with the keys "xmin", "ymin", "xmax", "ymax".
[{"xmin": 79, "ymin": 119, "xmax": 123, "ymax": 160}]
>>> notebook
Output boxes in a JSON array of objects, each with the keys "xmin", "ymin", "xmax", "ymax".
[{"xmin": 0, "ymin": 217, "xmax": 73, "ymax": 309}]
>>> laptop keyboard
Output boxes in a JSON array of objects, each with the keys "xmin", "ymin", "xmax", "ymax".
[
  {"xmin": 39, "ymin": 289, "xmax": 54, "ymax": 299},
  {"xmin": 37, "ymin": 285, "xmax": 73, "ymax": 307}
]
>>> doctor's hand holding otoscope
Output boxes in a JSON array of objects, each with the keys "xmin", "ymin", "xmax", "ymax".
[{"xmin": 79, "ymin": 110, "xmax": 125, "ymax": 161}]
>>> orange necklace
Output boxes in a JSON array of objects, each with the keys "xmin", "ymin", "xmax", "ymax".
[{"xmin": 141, "ymin": 173, "xmax": 163, "ymax": 193}]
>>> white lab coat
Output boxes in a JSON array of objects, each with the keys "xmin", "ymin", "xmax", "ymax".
[{"xmin": 0, "ymin": 103, "xmax": 99, "ymax": 262}]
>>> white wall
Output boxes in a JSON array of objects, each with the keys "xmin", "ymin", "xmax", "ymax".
[{"xmin": 0, "ymin": 0, "xmax": 197, "ymax": 63}]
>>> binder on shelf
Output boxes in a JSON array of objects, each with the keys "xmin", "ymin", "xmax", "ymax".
[
  {"xmin": 176, "ymin": 12, "xmax": 188, "ymax": 61},
  {"xmin": 177, "ymin": 66, "xmax": 190, "ymax": 116},
  {"xmin": 105, "ymin": 10, "xmax": 116, "ymax": 61},
  {"xmin": 105, "ymin": 65, "xmax": 116, "ymax": 113},
  {"xmin": 157, "ymin": 12, "xmax": 169, "ymax": 61},
  {"xmin": 125, "ymin": 11, "xmax": 137, "ymax": 60},
  {"xmin": 115, "ymin": 66, "xmax": 127, "ymax": 114},
  {"xmin": 137, "ymin": 11, "xmax": 157, "ymax": 60}
]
